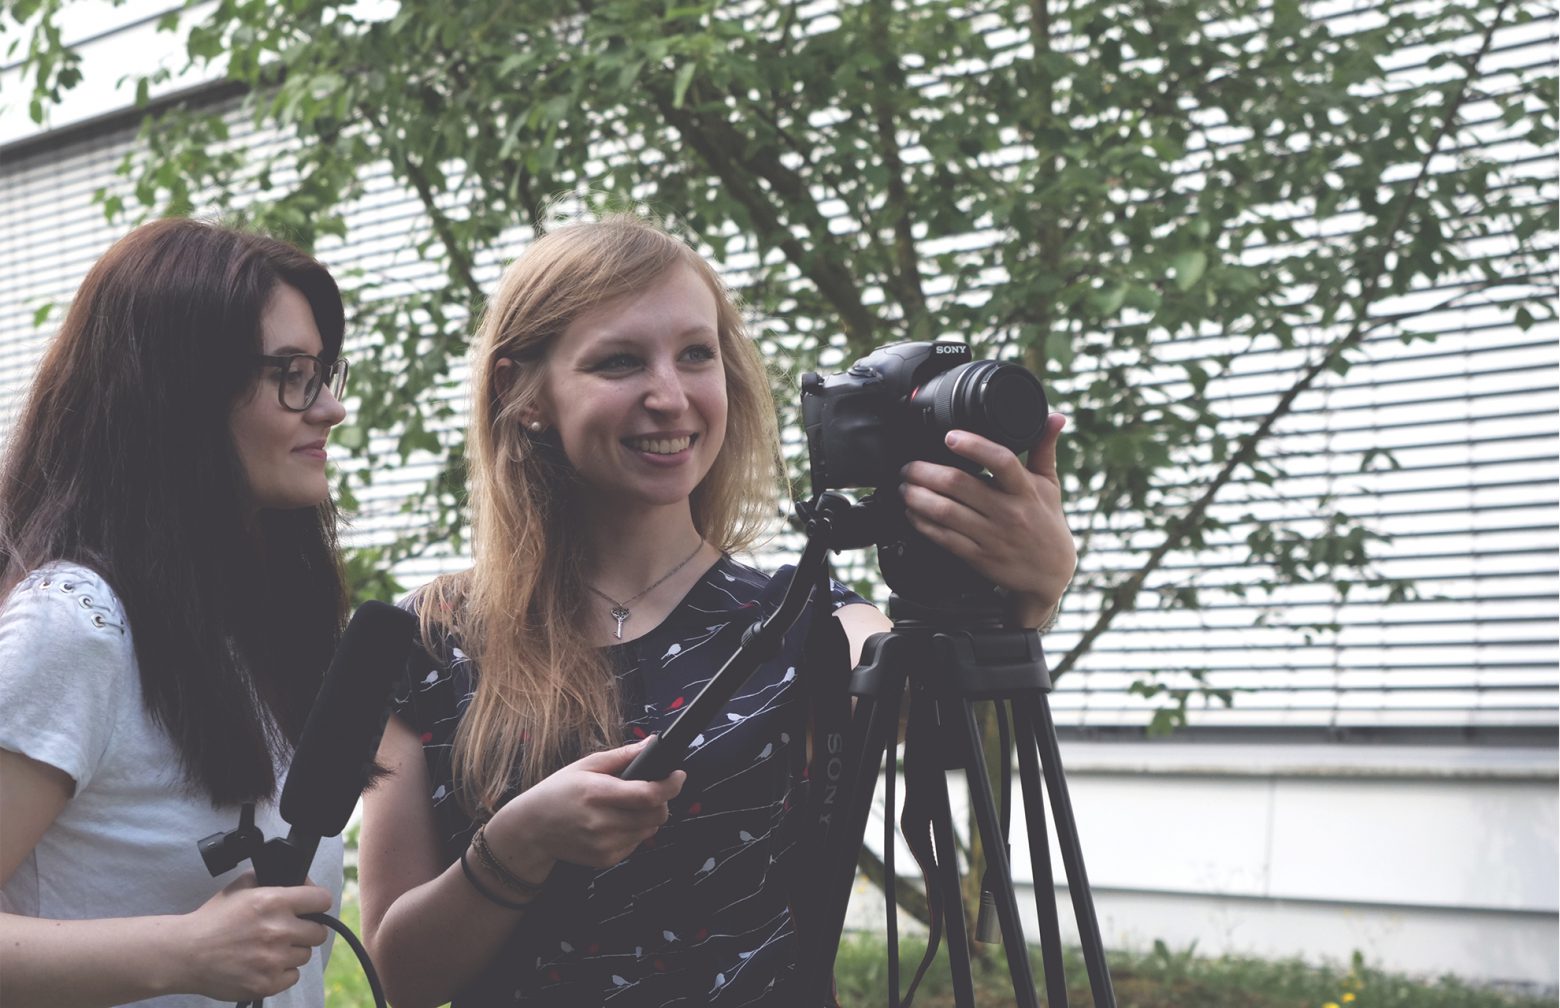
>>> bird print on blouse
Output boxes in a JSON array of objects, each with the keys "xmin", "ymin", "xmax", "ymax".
[{"xmin": 395, "ymin": 556, "xmax": 863, "ymax": 1007}]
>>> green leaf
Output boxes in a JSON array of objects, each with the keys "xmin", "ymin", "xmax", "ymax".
[
  {"xmin": 1123, "ymin": 284, "xmax": 1162, "ymax": 313},
  {"xmin": 333, "ymin": 424, "xmax": 366, "ymax": 451},
  {"xmin": 672, "ymin": 62, "xmax": 697, "ymax": 108},
  {"xmin": 1089, "ymin": 283, "xmax": 1128, "ymax": 318},
  {"xmin": 1171, "ymin": 250, "xmax": 1206, "ymax": 292},
  {"xmin": 1183, "ymin": 360, "xmax": 1209, "ymax": 395},
  {"xmin": 1044, "ymin": 329, "xmax": 1076, "ymax": 371}
]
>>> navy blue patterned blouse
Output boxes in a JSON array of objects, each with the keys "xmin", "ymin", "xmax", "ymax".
[{"xmin": 395, "ymin": 556, "xmax": 864, "ymax": 1007}]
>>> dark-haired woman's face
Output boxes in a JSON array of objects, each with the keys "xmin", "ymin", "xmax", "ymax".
[{"xmin": 229, "ymin": 284, "xmax": 347, "ymax": 511}]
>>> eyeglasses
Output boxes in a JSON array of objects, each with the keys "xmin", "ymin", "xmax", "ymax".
[{"xmin": 256, "ymin": 354, "xmax": 350, "ymax": 412}]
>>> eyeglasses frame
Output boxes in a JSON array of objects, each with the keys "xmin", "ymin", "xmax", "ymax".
[{"xmin": 255, "ymin": 353, "xmax": 350, "ymax": 412}]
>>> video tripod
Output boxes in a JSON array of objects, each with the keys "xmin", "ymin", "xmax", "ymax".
[
  {"xmin": 625, "ymin": 491, "xmax": 1116, "ymax": 1007},
  {"xmin": 799, "ymin": 593, "xmax": 1116, "ymax": 1008}
]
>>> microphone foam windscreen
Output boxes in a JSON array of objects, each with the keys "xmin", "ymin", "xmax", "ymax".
[{"xmin": 279, "ymin": 600, "xmax": 418, "ymax": 837}]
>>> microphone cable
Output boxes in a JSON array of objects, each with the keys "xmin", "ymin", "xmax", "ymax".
[{"xmin": 236, "ymin": 910, "xmax": 387, "ymax": 1008}]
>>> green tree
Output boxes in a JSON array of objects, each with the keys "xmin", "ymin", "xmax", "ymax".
[{"xmin": 7, "ymin": 0, "xmax": 1557, "ymax": 942}]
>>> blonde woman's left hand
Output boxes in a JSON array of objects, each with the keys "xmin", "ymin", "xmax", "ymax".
[{"xmin": 898, "ymin": 413, "xmax": 1076, "ymax": 628}]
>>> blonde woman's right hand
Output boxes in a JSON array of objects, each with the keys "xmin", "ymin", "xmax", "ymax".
[
  {"xmin": 494, "ymin": 738, "xmax": 686, "ymax": 872},
  {"xmin": 173, "ymin": 872, "xmax": 332, "ymax": 1001}
]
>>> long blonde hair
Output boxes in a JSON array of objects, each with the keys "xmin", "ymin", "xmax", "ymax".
[{"xmin": 425, "ymin": 214, "xmax": 782, "ymax": 814}]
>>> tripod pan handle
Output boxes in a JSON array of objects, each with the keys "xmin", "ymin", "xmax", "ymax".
[{"xmin": 621, "ymin": 735, "xmax": 679, "ymax": 782}]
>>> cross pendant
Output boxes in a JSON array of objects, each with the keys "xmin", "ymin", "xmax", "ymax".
[{"xmin": 611, "ymin": 606, "xmax": 630, "ymax": 639}]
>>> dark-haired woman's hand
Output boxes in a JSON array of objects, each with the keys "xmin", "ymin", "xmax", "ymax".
[
  {"xmin": 488, "ymin": 737, "xmax": 686, "ymax": 877},
  {"xmin": 173, "ymin": 872, "xmax": 332, "ymax": 1000},
  {"xmin": 898, "ymin": 413, "xmax": 1076, "ymax": 628}
]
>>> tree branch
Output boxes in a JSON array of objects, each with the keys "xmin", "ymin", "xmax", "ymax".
[
  {"xmin": 651, "ymin": 93, "xmax": 884, "ymax": 348},
  {"xmin": 865, "ymin": 0, "xmax": 928, "ymax": 337},
  {"xmin": 855, "ymin": 846, "xmax": 932, "ymax": 925},
  {"xmin": 1051, "ymin": 0, "xmax": 1515, "ymax": 679},
  {"xmin": 1021, "ymin": 0, "xmax": 1061, "ymax": 371},
  {"xmin": 356, "ymin": 102, "xmax": 487, "ymax": 316}
]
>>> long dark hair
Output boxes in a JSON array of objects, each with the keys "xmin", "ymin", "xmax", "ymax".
[{"xmin": 0, "ymin": 218, "xmax": 349, "ymax": 806}]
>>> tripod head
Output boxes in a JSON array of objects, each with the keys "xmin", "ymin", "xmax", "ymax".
[
  {"xmin": 795, "ymin": 488, "xmax": 1013, "ymax": 613},
  {"xmin": 856, "ymin": 599, "xmax": 1053, "ymax": 700}
]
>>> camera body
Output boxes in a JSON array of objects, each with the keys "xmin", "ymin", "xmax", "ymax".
[{"xmin": 800, "ymin": 340, "xmax": 1047, "ymax": 607}]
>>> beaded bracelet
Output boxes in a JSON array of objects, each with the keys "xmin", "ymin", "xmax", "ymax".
[
  {"xmin": 471, "ymin": 822, "xmax": 545, "ymax": 896},
  {"xmin": 458, "ymin": 845, "xmax": 530, "ymax": 911}
]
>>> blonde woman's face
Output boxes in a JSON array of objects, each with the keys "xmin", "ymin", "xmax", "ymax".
[{"xmin": 533, "ymin": 263, "xmax": 728, "ymax": 518}]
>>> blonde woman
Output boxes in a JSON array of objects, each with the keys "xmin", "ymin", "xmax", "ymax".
[{"xmin": 359, "ymin": 214, "xmax": 1074, "ymax": 1007}]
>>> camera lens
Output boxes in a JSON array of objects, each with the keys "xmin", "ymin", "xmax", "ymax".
[{"xmin": 914, "ymin": 360, "xmax": 1047, "ymax": 452}]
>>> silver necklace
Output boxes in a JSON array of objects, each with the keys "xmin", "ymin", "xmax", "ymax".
[{"xmin": 586, "ymin": 539, "xmax": 705, "ymax": 639}]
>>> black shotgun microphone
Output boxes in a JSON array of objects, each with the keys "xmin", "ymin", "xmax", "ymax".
[
  {"xmin": 199, "ymin": 600, "xmax": 419, "ymax": 887},
  {"xmin": 281, "ymin": 600, "xmax": 418, "ymax": 838}
]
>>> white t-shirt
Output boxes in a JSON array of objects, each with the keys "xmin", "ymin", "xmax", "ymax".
[{"xmin": 0, "ymin": 562, "xmax": 344, "ymax": 1008}]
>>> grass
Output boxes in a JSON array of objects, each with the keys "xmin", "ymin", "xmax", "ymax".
[
  {"xmin": 323, "ymin": 907, "xmax": 1552, "ymax": 1008},
  {"xmin": 833, "ymin": 935, "xmax": 1554, "ymax": 1008},
  {"xmin": 323, "ymin": 898, "xmax": 377, "ymax": 1007}
]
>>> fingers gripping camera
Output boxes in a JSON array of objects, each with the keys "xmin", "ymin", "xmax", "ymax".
[{"xmin": 800, "ymin": 340, "xmax": 1048, "ymax": 608}]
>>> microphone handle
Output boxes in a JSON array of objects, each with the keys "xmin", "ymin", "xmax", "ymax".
[{"xmin": 252, "ymin": 830, "xmax": 321, "ymax": 888}]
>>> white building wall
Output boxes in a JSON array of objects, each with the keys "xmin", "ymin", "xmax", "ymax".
[
  {"xmin": 1064, "ymin": 742, "xmax": 1558, "ymax": 985},
  {"xmin": 850, "ymin": 741, "xmax": 1559, "ymax": 987}
]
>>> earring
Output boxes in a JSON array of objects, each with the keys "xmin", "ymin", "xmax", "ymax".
[{"xmin": 527, "ymin": 420, "xmax": 544, "ymax": 433}]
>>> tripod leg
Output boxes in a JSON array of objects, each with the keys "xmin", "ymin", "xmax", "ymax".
[
  {"xmin": 1011, "ymin": 701, "xmax": 1071, "ymax": 1007},
  {"xmin": 804, "ymin": 668, "xmax": 905, "ymax": 1005},
  {"xmin": 955, "ymin": 698, "xmax": 1041, "ymax": 1008},
  {"xmin": 1021, "ymin": 694, "xmax": 1118, "ymax": 1008},
  {"xmin": 922, "ymin": 694, "xmax": 978, "ymax": 1008},
  {"xmin": 882, "ymin": 741, "xmax": 900, "ymax": 1008}
]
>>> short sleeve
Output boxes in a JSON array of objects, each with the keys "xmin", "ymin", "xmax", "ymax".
[
  {"xmin": 389, "ymin": 591, "xmax": 457, "ymax": 734},
  {"xmin": 0, "ymin": 564, "xmax": 135, "ymax": 794},
  {"xmin": 389, "ymin": 596, "xmax": 420, "ymax": 722},
  {"xmin": 828, "ymin": 577, "xmax": 868, "ymax": 610}
]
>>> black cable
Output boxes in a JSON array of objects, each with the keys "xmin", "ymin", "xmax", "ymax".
[{"xmin": 235, "ymin": 911, "xmax": 387, "ymax": 1008}]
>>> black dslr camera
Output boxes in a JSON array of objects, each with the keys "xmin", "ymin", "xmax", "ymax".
[{"xmin": 800, "ymin": 340, "xmax": 1047, "ymax": 608}]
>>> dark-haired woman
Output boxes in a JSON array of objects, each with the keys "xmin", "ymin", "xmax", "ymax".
[{"xmin": 0, "ymin": 218, "xmax": 353, "ymax": 1007}]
